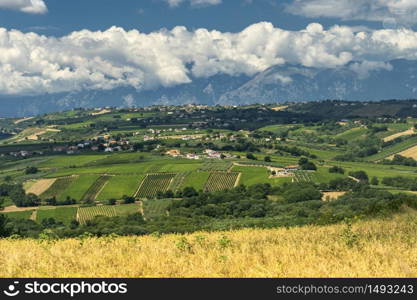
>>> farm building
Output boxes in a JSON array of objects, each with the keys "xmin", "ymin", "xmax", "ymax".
[
  {"xmin": 186, "ymin": 153, "xmax": 200, "ymax": 160},
  {"xmin": 166, "ymin": 149, "xmax": 181, "ymax": 157},
  {"xmin": 284, "ymin": 165, "xmax": 299, "ymax": 171}
]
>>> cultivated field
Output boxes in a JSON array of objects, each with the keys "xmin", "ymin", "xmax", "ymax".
[
  {"xmin": 77, "ymin": 206, "xmax": 117, "ymax": 225},
  {"xmin": 1, "ymin": 211, "xmax": 417, "ymax": 277},
  {"xmin": 76, "ymin": 204, "xmax": 140, "ymax": 224},
  {"xmin": 390, "ymin": 145, "xmax": 417, "ymax": 160},
  {"xmin": 180, "ymin": 171, "xmax": 211, "ymax": 191},
  {"xmin": 82, "ymin": 176, "xmax": 111, "ymax": 202},
  {"xmin": 204, "ymin": 172, "xmax": 240, "ymax": 192},
  {"xmin": 37, "ymin": 207, "xmax": 78, "ymax": 225},
  {"xmin": 135, "ymin": 174, "xmax": 175, "ymax": 199},
  {"xmin": 383, "ymin": 128, "xmax": 415, "ymax": 142},
  {"xmin": 96, "ymin": 175, "xmax": 144, "ymax": 201},
  {"xmin": 25, "ymin": 179, "xmax": 57, "ymax": 196},
  {"xmin": 40, "ymin": 176, "xmax": 77, "ymax": 199}
]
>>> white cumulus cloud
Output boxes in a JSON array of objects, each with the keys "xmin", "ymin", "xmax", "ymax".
[
  {"xmin": 0, "ymin": 0, "xmax": 47, "ymax": 14},
  {"xmin": 1, "ymin": 23, "xmax": 417, "ymax": 95}
]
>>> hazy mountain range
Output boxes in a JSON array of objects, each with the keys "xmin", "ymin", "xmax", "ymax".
[{"xmin": 1, "ymin": 59, "xmax": 417, "ymax": 118}]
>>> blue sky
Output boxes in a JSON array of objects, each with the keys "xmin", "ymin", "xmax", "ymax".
[
  {"xmin": 0, "ymin": 0, "xmax": 417, "ymax": 96},
  {"xmin": 0, "ymin": 0, "xmax": 397, "ymax": 36}
]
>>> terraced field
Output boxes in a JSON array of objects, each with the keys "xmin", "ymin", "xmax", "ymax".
[
  {"xmin": 204, "ymin": 172, "xmax": 240, "ymax": 192},
  {"xmin": 135, "ymin": 173, "xmax": 175, "ymax": 199}
]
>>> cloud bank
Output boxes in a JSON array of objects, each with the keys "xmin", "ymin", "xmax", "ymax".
[
  {"xmin": 0, "ymin": 0, "xmax": 47, "ymax": 14},
  {"xmin": 165, "ymin": 0, "xmax": 222, "ymax": 8},
  {"xmin": 286, "ymin": 0, "xmax": 417, "ymax": 25},
  {"xmin": 1, "ymin": 22, "xmax": 417, "ymax": 95}
]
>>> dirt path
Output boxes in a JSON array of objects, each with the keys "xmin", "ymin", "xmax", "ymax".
[
  {"xmin": 138, "ymin": 201, "xmax": 146, "ymax": 220},
  {"xmin": 348, "ymin": 176, "xmax": 361, "ymax": 183},
  {"xmin": 234, "ymin": 173, "xmax": 242, "ymax": 187},
  {"xmin": 2, "ymin": 205, "xmax": 40, "ymax": 213}
]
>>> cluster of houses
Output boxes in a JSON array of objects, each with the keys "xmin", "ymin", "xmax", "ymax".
[
  {"xmin": 165, "ymin": 149, "xmax": 234, "ymax": 160},
  {"xmin": 52, "ymin": 136, "xmax": 131, "ymax": 155},
  {"xmin": 7, "ymin": 150, "xmax": 36, "ymax": 158}
]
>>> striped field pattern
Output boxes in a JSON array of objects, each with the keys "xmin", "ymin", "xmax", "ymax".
[
  {"xmin": 135, "ymin": 173, "xmax": 175, "ymax": 199},
  {"xmin": 77, "ymin": 206, "xmax": 117, "ymax": 225},
  {"xmin": 204, "ymin": 172, "xmax": 240, "ymax": 192}
]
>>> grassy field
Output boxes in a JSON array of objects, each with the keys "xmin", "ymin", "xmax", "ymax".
[
  {"xmin": 335, "ymin": 127, "xmax": 368, "ymax": 141},
  {"xmin": 180, "ymin": 171, "xmax": 211, "ymax": 190},
  {"xmin": 142, "ymin": 199, "xmax": 172, "ymax": 219},
  {"xmin": 232, "ymin": 165, "xmax": 291, "ymax": 187},
  {"xmin": 1, "ymin": 210, "xmax": 417, "ymax": 277},
  {"xmin": 58, "ymin": 175, "xmax": 101, "ymax": 201},
  {"xmin": 96, "ymin": 175, "xmax": 144, "ymax": 201},
  {"xmin": 36, "ymin": 207, "xmax": 78, "ymax": 225},
  {"xmin": 40, "ymin": 176, "xmax": 77, "ymax": 199},
  {"xmin": 39, "ymin": 154, "xmax": 108, "ymax": 168},
  {"xmin": 0, "ymin": 210, "xmax": 33, "ymax": 220}
]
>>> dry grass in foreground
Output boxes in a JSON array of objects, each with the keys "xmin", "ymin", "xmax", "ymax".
[{"xmin": 1, "ymin": 210, "xmax": 417, "ymax": 278}]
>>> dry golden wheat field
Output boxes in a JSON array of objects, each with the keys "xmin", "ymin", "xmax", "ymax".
[{"xmin": 1, "ymin": 210, "xmax": 417, "ymax": 278}]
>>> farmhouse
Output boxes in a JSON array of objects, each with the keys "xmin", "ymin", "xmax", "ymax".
[{"xmin": 166, "ymin": 149, "xmax": 181, "ymax": 157}]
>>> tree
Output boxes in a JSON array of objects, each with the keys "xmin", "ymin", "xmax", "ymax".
[
  {"xmin": 123, "ymin": 195, "xmax": 135, "ymax": 204},
  {"xmin": 25, "ymin": 166, "xmax": 39, "ymax": 175},
  {"xmin": 107, "ymin": 199, "xmax": 117, "ymax": 205},
  {"xmin": 165, "ymin": 190, "xmax": 175, "ymax": 198},
  {"xmin": 182, "ymin": 187, "xmax": 198, "ymax": 198},
  {"xmin": 264, "ymin": 156, "xmax": 271, "ymax": 162},
  {"xmin": 349, "ymin": 171, "xmax": 369, "ymax": 183},
  {"xmin": 299, "ymin": 158, "xmax": 317, "ymax": 171},
  {"xmin": 371, "ymin": 177, "xmax": 379, "ymax": 186},
  {"xmin": 246, "ymin": 153, "xmax": 257, "ymax": 160},
  {"xmin": 329, "ymin": 166, "xmax": 345, "ymax": 174},
  {"xmin": 282, "ymin": 183, "xmax": 322, "ymax": 203}
]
